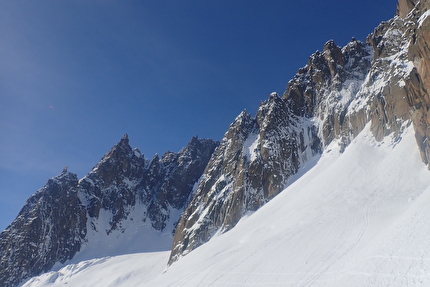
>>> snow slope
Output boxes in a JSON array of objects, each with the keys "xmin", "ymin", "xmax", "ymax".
[{"xmin": 22, "ymin": 123, "xmax": 430, "ymax": 286}]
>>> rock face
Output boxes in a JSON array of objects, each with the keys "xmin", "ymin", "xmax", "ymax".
[
  {"xmin": 284, "ymin": 38, "xmax": 373, "ymax": 148},
  {"xmin": 408, "ymin": 0, "xmax": 430, "ymax": 166},
  {"xmin": 169, "ymin": 37, "xmax": 376, "ymax": 265},
  {"xmin": 4, "ymin": 0, "xmax": 430, "ymax": 285},
  {"xmin": 0, "ymin": 135, "xmax": 218, "ymax": 287},
  {"xmin": 169, "ymin": 95, "xmax": 321, "ymax": 262},
  {"xmin": 0, "ymin": 169, "xmax": 86, "ymax": 287},
  {"xmin": 169, "ymin": 0, "xmax": 430, "ymax": 264}
]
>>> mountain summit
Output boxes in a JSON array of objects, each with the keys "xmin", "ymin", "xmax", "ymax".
[
  {"xmin": 0, "ymin": 137, "xmax": 218, "ymax": 287},
  {"xmin": 3, "ymin": 0, "xmax": 430, "ymax": 286}
]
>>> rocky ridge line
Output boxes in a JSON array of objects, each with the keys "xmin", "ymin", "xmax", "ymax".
[
  {"xmin": 169, "ymin": 0, "xmax": 430, "ymax": 264},
  {"xmin": 0, "ymin": 135, "xmax": 218, "ymax": 287}
]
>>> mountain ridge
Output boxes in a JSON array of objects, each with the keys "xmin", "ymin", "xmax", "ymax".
[
  {"xmin": 0, "ymin": 136, "xmax": 218, "ymax": 287},
  {"xmin": 3, "ymin": 0, "xmax": 430, "ymax": 286},
  {"xmin": 169, "ymin": 0, "xmax": 430, "ymax": 263}
]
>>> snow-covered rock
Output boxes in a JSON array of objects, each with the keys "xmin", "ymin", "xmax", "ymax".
[
  {"xmin": 0, "ymin": 136, "xmax": 217, "ymax": 287},
  {"xmin": 4, "ymin": 0, "xmax": 430, "ymax": 286},
  {"xmin": 21, "ymin": 122, "xmax": 430, "ymax": 287},
  {"xmin": 169, "ymin": 0, "xmax": 430, "ymax": 265}
]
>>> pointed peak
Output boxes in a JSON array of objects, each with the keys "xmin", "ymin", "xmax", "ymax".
[
  {"xmin": 228, "ymin": 110, "xmax": 254, "ymax": 135},
  {"xmin": 120, "ymin": 134, "xmax": 129, "ymax": 145},
  {"xmin": 259, "ymin": 92, "xmax": 282, "ymax": 107},
  {"xmin": 323, "ymin": 39, "xmax": 338, "ymax": 51},
  {"xmin": 235, "ymin": 109, "xmax": 252, "ymax": 122},
  {"xmin": 187, "ymin": 136, "xmax": 200, "ymax": 147},
  {"xmin": 229, "ymin": 109, "xmax": 252, "ymax": 126},
  {"xmin": 133, "ymin": 148, "xmax": 142, "ymax": 158},
  {"xmin": 113, "ymin": 134, "xmax": 131, "ymax": 150},
  {"xmin": 98, "ymin": 134, "xmax": 133, "ymax": 164},
  {"xmin": 57, "ymin": 166, "xmax": 77, "ymax": 179},
  {"xmin": 269, "ymin": 92, "xmax": 280, "ymax": 100},
  {"xmin": 184, "ymin": 136, "xmax": 219, "ymax": 151},
  {"xmin": 49, "ymin": 167, "xmax": 78, "ymax": 185}
]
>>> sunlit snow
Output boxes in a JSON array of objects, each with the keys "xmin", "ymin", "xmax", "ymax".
[
  {"xmin": 419, "ymin": 10, "xmax": 430, "ymax": 28},
  {"xmin": 22, "ymin": 122, "xmax": 430, "ymax": 286}
]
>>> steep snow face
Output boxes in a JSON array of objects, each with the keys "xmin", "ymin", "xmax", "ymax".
[{"xmin": 22, "ymin": 123, "xmax": 430, "ymax": 287}]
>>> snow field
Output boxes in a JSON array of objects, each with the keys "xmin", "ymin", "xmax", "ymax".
[
  {"xmin": 22, "ymin": 123, "xmax": 430, "ymax": 286},
  {"xmin": 21, "ymin": 252, "xmax": 169, "ymax": 287}
]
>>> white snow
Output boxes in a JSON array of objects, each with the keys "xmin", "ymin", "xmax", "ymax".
[
  {"xmin": 22, "ymin": 252, "xmax": 169, "ymax": 287},
  {"xmin": 51, "ymin": 203, "xmax": 180, "ymax": 269},
  {"xmin": 243, "ymin": 132, "xmax": 259, "ymax": 162},
  {"xmin": 419, "ymin": 10, "xmax": 430, "ymax": 28},
  {"xmin": 23, "ymin": 123, "xmax": 430, "ymax": 286}
]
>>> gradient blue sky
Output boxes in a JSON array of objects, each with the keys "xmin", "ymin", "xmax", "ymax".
[{"xmin": 1, "ymin": 0, "xmax": 396, "ymax": 231}]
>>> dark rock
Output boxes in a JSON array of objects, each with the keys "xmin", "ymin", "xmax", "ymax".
[
  {"xmin": 0, "ymin": 136, "xmax": 218, "ymax": 286},
  {"xmin": 0, "ymin": 170, "xmax": 86, "ymax": 287},
  {"xmin": 169, "ymin": 94, "xmax": 321, "ymax": 263},
  {"xmin": 170, "ymin": 0, "xmax": 430, "ymax": 265}
]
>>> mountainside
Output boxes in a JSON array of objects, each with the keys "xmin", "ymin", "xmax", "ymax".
[
  {"xmin": 169, "ymin": 0, "xmax": 430, "ymax": 263},
  {"xmin": 3, "ymin": 0, "xmax": 430, "ymax": 286},
  {"xmin": 21, "ymin": 118, "xmax": 430, "ymax": 287},
  {"xmin": 0, "ymin": 136, "xmax": 218, "ymax": 287}
]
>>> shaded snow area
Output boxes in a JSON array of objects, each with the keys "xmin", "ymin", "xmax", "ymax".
[
  {"xmin": 60, "ymin": 204, "xmax": 182, "ymax": 266},
  {"xmin": 22, "ymin": 124, "xmax": 430, "ymax": 286},
  {"xmin": 243, "ymin": 132, "xmax": 259, "ymax": 162}
]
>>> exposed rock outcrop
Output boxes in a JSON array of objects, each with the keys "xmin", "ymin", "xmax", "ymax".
[
  {"xmin": 0, "ymin": 170, "xmax": 86, "ymax": 287},
  {"xmin": 0, "ymin": 136, "xmax": 218, "ymax": 287},
  {"xmin": 169, "ymin": 0, "xmax": 430, "ymax": 264},
  {"xmin": 170, "ymin": 93, "xmax": 321, "ymax": 262},
  {"xmin": 5, "ymin": 0, "xmax": 430, "ymax": 285}
]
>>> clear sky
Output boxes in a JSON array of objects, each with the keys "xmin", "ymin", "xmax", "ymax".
[{"xmin": 0, "ymin": 0, "xmax": 396, "ymax": 231}]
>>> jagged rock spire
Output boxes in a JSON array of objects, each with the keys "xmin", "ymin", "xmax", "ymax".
[{"xmin": 0, "ymin": 135, "xmax": 218, "ymax": 287}]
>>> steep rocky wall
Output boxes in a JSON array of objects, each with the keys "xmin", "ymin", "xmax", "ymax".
[
  {"xmin": 408, "ymin": 0, "xmax": 430, "ymax": 166},
  {"xmin": 0, "ymin": 170, "xmax": 86, "ymax": 287},
  {"xmin": 169, "ymin": 0, "xmax": 430, "ymax": 265},
  {"xmin": 397, "ymin": 0, "xmax": 419, "ymax": 18},
  {"xmin": 0, "ymin": 136, "xmax": 218, "ymax": 287},
  {"xmin": 283, "ymin": 38, "xmax": 373, "ymax": 148},
  {"xmin": 169, "ymin": 94, "xmax": 321, "ymax": 263}
]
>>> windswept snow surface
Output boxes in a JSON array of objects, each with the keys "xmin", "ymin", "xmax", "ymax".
[
  {"xmin": 21, "ymin": 252, "xmax": 169, "ymax": 287},
  {"xmin": 23, "ymin": 124, "xmax": 430, "ymax": 286}
]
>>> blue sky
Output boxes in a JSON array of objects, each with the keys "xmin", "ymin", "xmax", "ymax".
[{"xmin": 0, "ymin": 0, "xmax": 396, "ymax": 231}]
